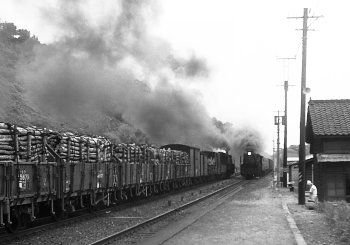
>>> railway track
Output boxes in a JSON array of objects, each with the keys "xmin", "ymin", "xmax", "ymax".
[
  {"xmin": 0, "ymin": 179, "xmax": 238, "ymax": 244},
  {"xmin": 88, "ymin": 179, "xmax": 248, "ymax": 245}
]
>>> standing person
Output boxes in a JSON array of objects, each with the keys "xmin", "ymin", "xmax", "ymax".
[{"xmin": 307, "ymin": 180, "xmax": 317, "ymax": 202}]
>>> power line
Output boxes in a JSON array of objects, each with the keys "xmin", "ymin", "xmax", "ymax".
[
  {"xmin": 308, "ymin": 16, "xmax": 322, "ymax": 29},
  {"xmin": 276, "ymin": 57, "xmax": 296, "ymax": 81}
]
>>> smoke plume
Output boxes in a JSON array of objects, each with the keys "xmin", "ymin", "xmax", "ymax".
[
  {"xmin": 212, "ymin": 118, "xmax": 264, "ymax": 155},
  {"xmin": 169, "ymin": 55, "xmax": 209, "ymax": 78},
  {"xmin": 15, "ymin": 0, "xmax": 230, "ymax": 149},
  {"xmin": 12, "ymin": 0, "xmax": 264, "ymax": 153}
]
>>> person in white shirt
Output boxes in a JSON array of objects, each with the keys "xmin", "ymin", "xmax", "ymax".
[{"xmin": 307, "ymin": 180, "xmax": 317, "ymax": 202}]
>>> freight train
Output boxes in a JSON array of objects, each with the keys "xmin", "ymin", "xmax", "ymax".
[
  {"xmin": 240, "ymin": 151, "xmax": 273, "ymax": 179},
  {"xmin": 0, "ymin": 122, "xmax": 235, "ymax": 232}
]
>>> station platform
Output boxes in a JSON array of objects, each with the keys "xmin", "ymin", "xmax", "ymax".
[{"xmin": 140, "ymin": 176, "xmax": 306, "ymax": 245}]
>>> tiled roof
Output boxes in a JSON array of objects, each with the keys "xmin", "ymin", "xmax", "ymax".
[{"xmin": 308, "ymin": 99, "xmax": 350, "ymax": 136}]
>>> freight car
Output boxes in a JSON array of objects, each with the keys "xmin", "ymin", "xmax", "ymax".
[
  {"xmin": 217, "ymin": 152, "xmax": 235, "ymax": 178},
  {"xmin": 0, "ymin": 122, "xmax": 235, "ymax": 232},
  {"xmin": 240, "ymin": 151, "xmax": 273, "ymax": 179},
  {"xmin": 200, "ymin": 151, "xmax": 235, "ymax": 179},
  {"xmin": 161, "ymin": 145, "xmax": 235, "ymax": 182}
]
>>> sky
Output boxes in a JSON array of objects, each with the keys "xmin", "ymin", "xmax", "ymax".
[{"xmin": 1, "ymin": 0, "xmax": 349, "ymax": 155}]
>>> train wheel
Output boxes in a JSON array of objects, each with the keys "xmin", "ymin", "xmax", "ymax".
[
  {"xmin": 51, "ymin": 213, "xmax": 59, "ymax": 221},
  {"xmin": 52, "ymin": 203, "xmax": 67, "ymax": 220},
  {"xmin": 87, "ymin": 204, "xmax": 95, "ymax": 213},
  {"xmin": 20, "ymin": 213, "xmax": 31, "ymax": 229},
  {"xmin": 5, "ymin": 212, "xmax": 20, "ymax": 233},
  {"xmin": 94, "ymin": 200, "xmax": 106, "ymax": 211}
]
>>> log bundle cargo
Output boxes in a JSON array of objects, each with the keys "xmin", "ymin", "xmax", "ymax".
[
  {"xmin": 0, "ymin": 122, "xmax": 116, "ymax": 163},
  {"xmin": 0, "ymin": 122, "xmax": 55, "ymax": 162},
  {"xmin": 0, "ymin": 122, "xmax": 191, "ymax": 165},
  {"xmin": 112, "ymin": 143, "xmax": 189, "ymax": 166},
  {"xmin": 47, "ymin": 132, "xmax": 113, "ymax": 163},
  {"xmin": 0, "ymin": 122, "xmax": 191, "ymax": 166}
]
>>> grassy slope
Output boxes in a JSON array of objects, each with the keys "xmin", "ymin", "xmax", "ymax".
[{"xmin": 0, "ymin": 22, "xmax": 149, "ymax": 144}]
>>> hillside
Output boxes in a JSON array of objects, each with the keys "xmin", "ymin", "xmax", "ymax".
[{"xmin": 0, "ymin": 22, "xmax": 149, "ymax": 144}]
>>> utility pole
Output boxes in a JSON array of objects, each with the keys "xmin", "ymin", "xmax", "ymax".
[
  {"xmin": 288, "ymin": 8, "xmax": 323, "ymax": 205},
  {"xmin": 298, "ymin": 8, "xmax": 308, "ymax": 205},
  {"xmin": 281, "ymin": 80, "xmax": 295, "ymax": 187},
  {"xmin": 274, "ymin": 111, "xmax": 281, "ymax": 188},
  {"xmin": 283, "ymin": 81, "xmax": 288, "ymax": 187},
  {"xmin": 277, "ymin": 57, "xmax": 295, "ymax": 188},
  {"xmin": 272, "ymin": 138, "xmax": 275, "ymax": 179}
]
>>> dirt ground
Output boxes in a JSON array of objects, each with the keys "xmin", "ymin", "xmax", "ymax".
[
  {"xmin": 280, "ymin": 187, "xmax": 350, "ymax": 245},
  {"xmin": 115, "ymin": 177, "xmax": 350, "ymax": 245},
  {"xmin": 163, "ymin": 177, "xmax": 297, "ymax": 245}
]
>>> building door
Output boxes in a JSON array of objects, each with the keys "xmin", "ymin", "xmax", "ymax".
[{"xmin": 327, "ymin": 174, "xmax": 346, "ymax": 201}]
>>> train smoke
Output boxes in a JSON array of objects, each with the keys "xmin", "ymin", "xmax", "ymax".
[
  {"xmin": 212, "ymin": 118, "xmax": 264, "ymax": 155},
  {"xmin": 124, "ymin": 81, "xmax": 228, "ymax": 148},
  {"xmin": 9, "ymin": 0, "xmax": 265, "ymax": 153},
  {"xmin": 169, "ymin": 55, "xmax": 209, "ymax": 78},
  {"xmin": 15, "ymin": 0, "xmax": 231, "ymax": 149}
]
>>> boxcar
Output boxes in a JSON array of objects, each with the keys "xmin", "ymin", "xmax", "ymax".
[
  {"xmin": 201, "ymin": 151, "xmax": 217, "ymax": 176},
  {"xmin": 161, "ymin": 144, "xmax": 200, "ymax": 178},
  {"xmin": 199, "ymin": 152, "xmax": 208, "ymax": 177}
]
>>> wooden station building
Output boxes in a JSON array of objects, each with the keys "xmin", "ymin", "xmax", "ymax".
[{"xmin": 306, "ymin": 99, "xmax": 350, "ymax": 202}]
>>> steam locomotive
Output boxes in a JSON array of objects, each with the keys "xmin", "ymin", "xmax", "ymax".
[
  {"xmin": 240, "ymin": 151, "xmax": 273, "ymax": 179},
  {"xmin": 0, "ymin": 122, "xmax": 235, "ymax": 232}
]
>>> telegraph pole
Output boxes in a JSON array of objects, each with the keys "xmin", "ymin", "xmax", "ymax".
[
  {"xmin": 281, "ymin": 80, "xmax": 295, "ymax": 187},
  {"xmin": 288, "ymin": 8, "xmax": 322, "ymax": 205},
  {"xmin": 272, "ymin": 138, "xmax": 275, "ymax": 186},
  {"xmin": 274, "ymin": 111, "xmax": 281, "ymax": 188},
  {"xmin": 277, "ymin": 57, "xmax": 295, "ymax": 188},
  {"xmin": 283, "ymin": 81, "xmax": 288, "ymax": 187},
  {"xmin": 277, "ymin": 111, "xmax": 280, "ymax": 188},
  {"xmin": 298, "ymin": 8, "xmax": 308, "ymax": 205}
]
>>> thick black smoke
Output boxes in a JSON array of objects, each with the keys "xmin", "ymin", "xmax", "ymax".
[
  {"xmin": 14, "ymin": 0, "xmax": 264, "ymax": 153},
  {"xmin": 212, "ymin": 117, "xmax": 264, "ymax": 155},
  {"xmin": 169, "ymin": 55, "xmax": 209, "ymax": 78},
  {"xmin": 124, "ymin": 81, "xmax": 228, "ymax": 148},
  {"xmin": 15, "ymin": 0, "xmax": 232, "ymax": 149}
]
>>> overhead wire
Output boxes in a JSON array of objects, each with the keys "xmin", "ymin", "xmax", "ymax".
[{"xmin": 294, "ymin": 0, "xmax": 322, "ymax": 59}]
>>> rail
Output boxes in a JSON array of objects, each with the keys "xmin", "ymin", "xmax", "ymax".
[{"xmin": 89, "ymin": 179, "xmax": 246, "ymax": 245}]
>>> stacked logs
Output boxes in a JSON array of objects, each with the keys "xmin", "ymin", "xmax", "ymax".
[
  {"xmin": 112, "ymin": 143, "xmax": 189, "ymax": 165},
  {"xmin": 113, "ymin": 143, "xmax": 146, "ymax": 163},
  {"xmin": 0, "ymin": 121, "xmax": 190, "ymax": 165},
  {"xmin": 0, "ymin": 122, "xmax": 114, "ymax": 163},
  {"xmin": 0, "ymin": 122, "xmax": 56, "ymax": 162},
  {"xmin": 0, "ymin": 122, "xmax": 17, "ymax": 162},
  {"xmin": 47, "ymin": 132, "xmax": 113, "ymax": 163}
]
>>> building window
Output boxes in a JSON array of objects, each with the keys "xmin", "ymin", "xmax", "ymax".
[
  {"xmin": 327, "ymin": 175, "xmax": 345, "ymax": 200},
  {"xmin": 323, "ymin": 141, "xmax": 350, "ymax": 153}
]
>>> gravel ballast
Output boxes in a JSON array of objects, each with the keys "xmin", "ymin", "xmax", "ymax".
[{"xmin": 7, "ymin": 178, "xmax": 238, "ymax": 245}]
